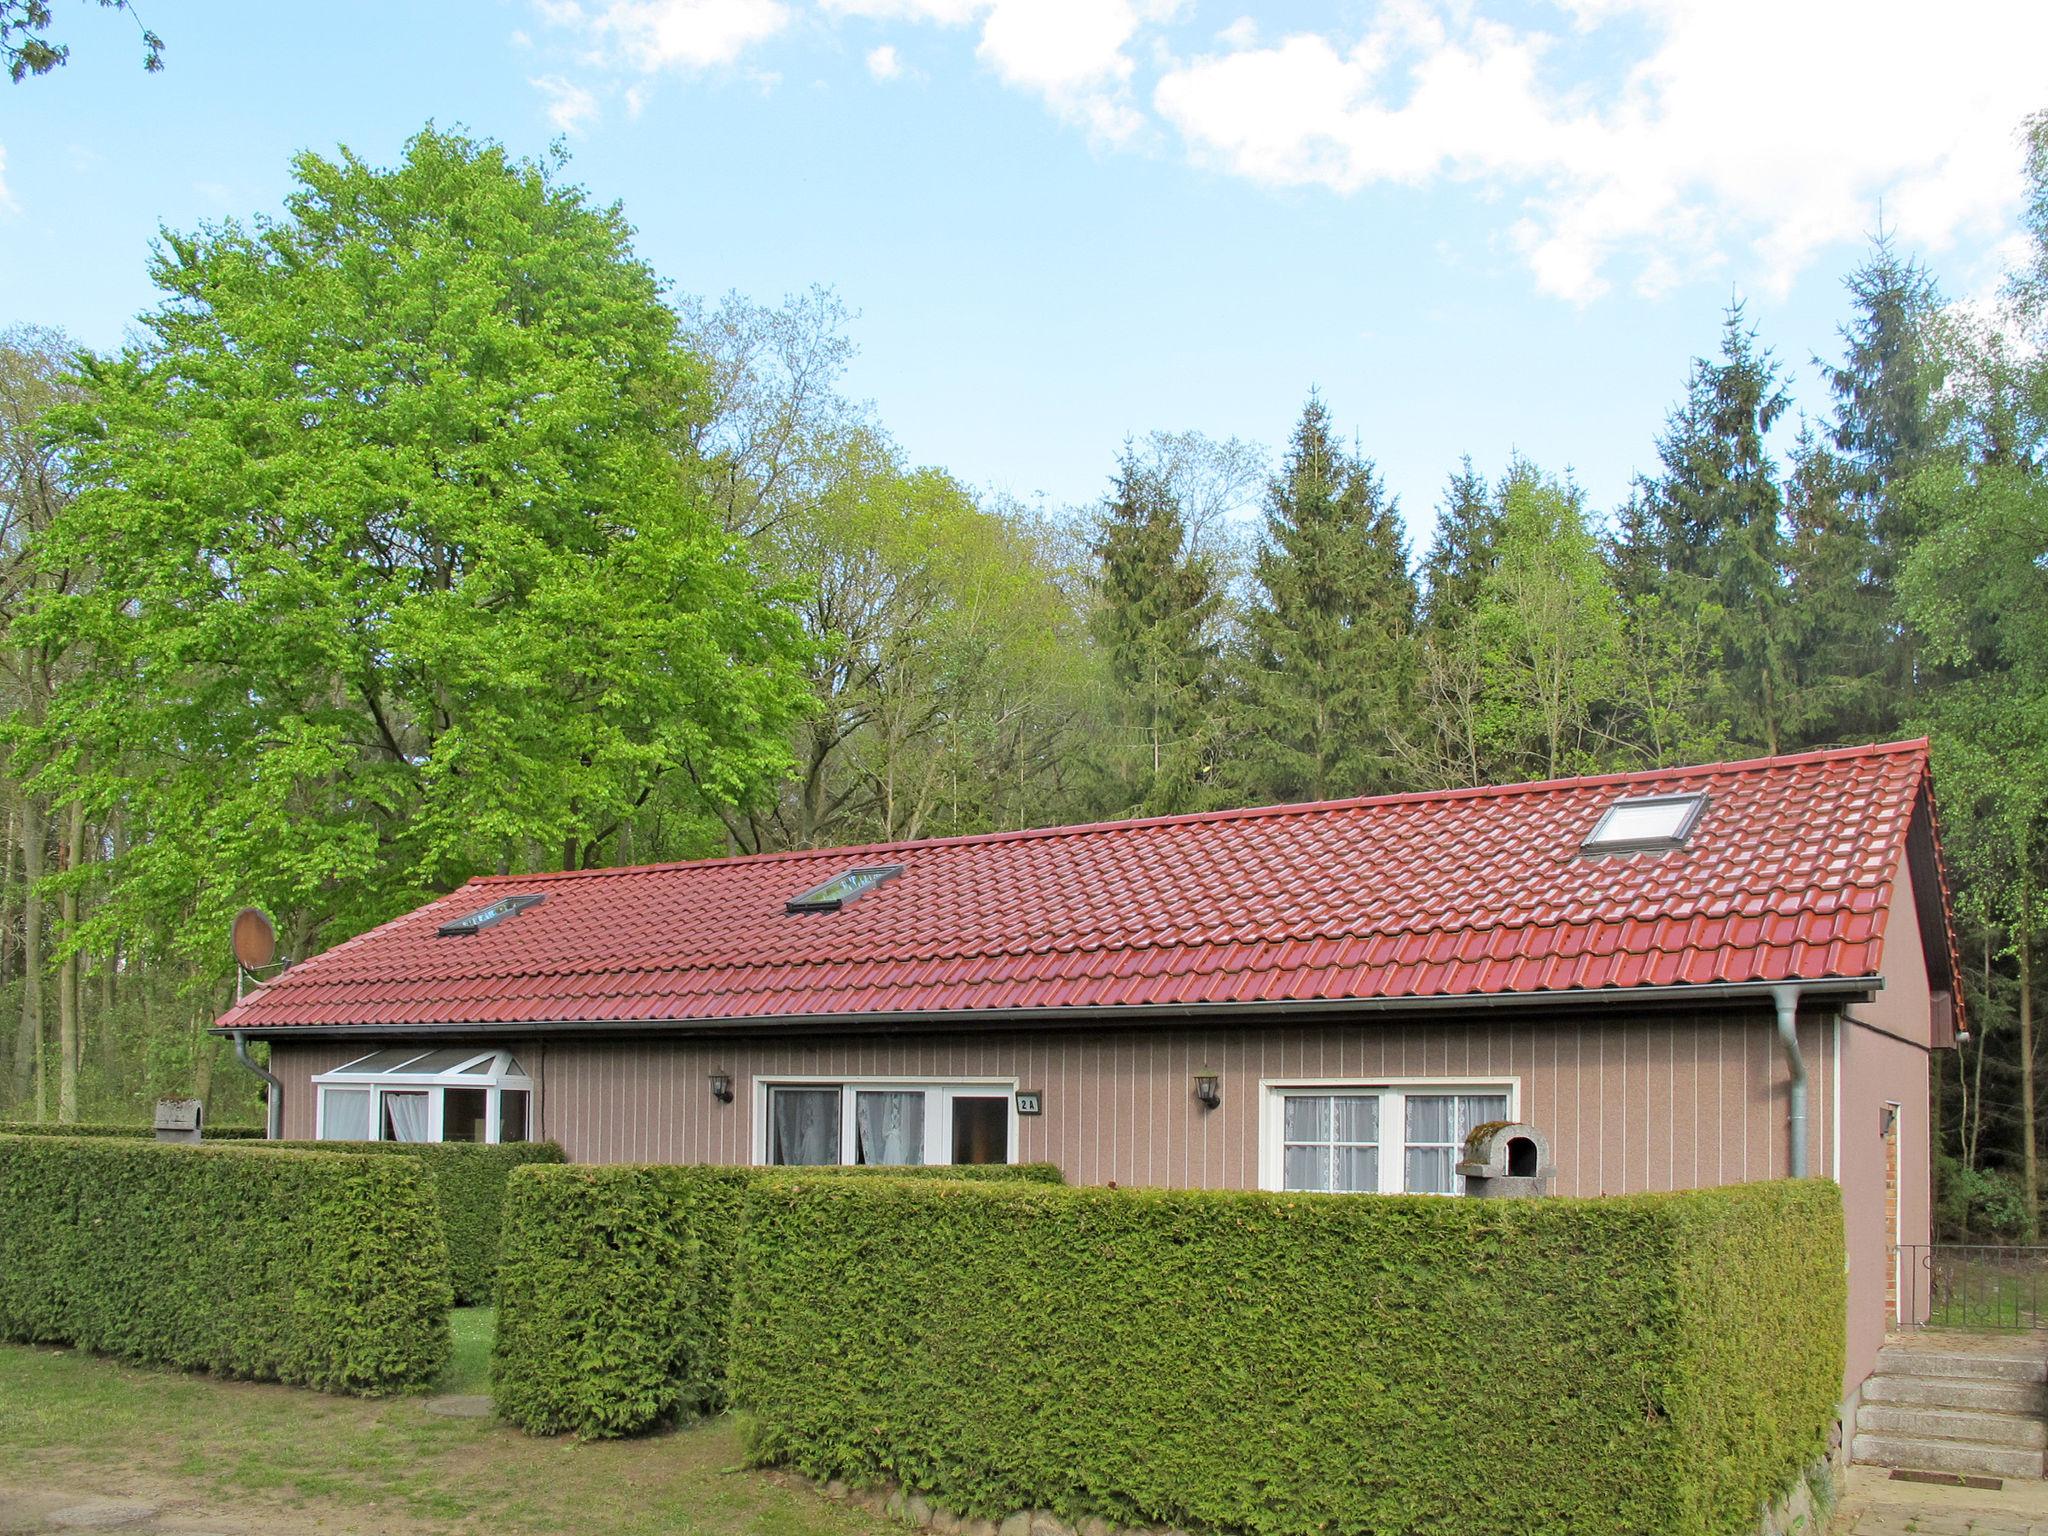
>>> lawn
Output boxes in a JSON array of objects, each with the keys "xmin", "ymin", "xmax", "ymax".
[{"xmin": 0, "ymin": 1315, "xmax": 886, "ymax": 1536}]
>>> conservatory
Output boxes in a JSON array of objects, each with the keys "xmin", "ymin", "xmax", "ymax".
[{"xmin": 312, "ymin": 1047, "xmax": 532, "ymax": 1143}]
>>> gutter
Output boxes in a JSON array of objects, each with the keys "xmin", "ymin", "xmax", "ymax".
[
  {"xmin": 1772, "ymin": 985, "xmax": 1808, "ymax": 1176},
  {"xmin": 211, "ymin": 974, "xmax": 1883, "ymax": 1042},
  {"xmin": 231, "ymin": 1029, "xmax": 284, "ymax": 1140}
]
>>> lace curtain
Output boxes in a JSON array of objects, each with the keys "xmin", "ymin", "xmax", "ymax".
[{"xmin": 855, "ymin": 1091, "xmax": 925, "ymax": 1165}]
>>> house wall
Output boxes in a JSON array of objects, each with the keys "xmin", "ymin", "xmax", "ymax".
[
  {"xmin": 267, "ymin": 1004, "xmax": 1835, "ymax": 1196},
  {"xmin": 1839, "ymin": 852, "xmax": 1936, "ymax": 1385}
]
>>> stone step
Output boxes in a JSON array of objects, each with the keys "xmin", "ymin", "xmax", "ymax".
[
  {"xmin": 1875, "ymin": 1343, "xmax": 2048, "ymax": 1384},
  {"xmin": 1857, "ymin": 1403, "xmax": 2048, "ymax": 1449},
  {"xmin": 1851, "ymin": 1431, "xmax": 2047, "ymax": 1480},
  {"xmin": 1863, "ymin": 1373, "xmax": 2048, "ymax": 1415}
]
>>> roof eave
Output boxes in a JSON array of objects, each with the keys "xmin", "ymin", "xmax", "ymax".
[{"xmin": 213, "ymin": 974, "xmax": 1885, "ymax": 1040}]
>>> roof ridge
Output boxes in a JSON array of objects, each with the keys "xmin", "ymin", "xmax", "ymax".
[{"xmin": 466, "ymin": 738, "xmax": 1932, "ymax": 887}]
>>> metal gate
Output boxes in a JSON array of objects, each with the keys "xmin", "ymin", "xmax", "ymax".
[{"xmin": 1894, "ymin": 1245, "xmax": 2048, "ymax": 1330}]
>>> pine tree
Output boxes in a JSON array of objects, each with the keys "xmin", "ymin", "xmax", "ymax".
[
  {"xmin": 1421, "ymin": 455, "xmax": 1500, "ymax": 628},
  {"xmin": 1822, "ymin": 230, "xmax": 1947, "ymax": 721},
  {"xmin": 1231, "ymin": 394, "xmax": 1417, "ymax": 803},
  {"xmin": 1089, "ymin": 445, "xmax": 1222, "ymax": 815},
  {"xmin": 1827, "ymin": 229, "xmax": 1946, "ymax": 574},
  {"xmin": 1644, "ymin": 301, "xmax": 1795, "ymax": 754},
  {"xmin": 1781, "ymin": 420, "xmax": 1888, "ymax": 746}
]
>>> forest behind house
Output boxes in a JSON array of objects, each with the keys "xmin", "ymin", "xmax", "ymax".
[{"xmin": 2, "ymin": 120, "xmax": 2046, "ymax": 1238}]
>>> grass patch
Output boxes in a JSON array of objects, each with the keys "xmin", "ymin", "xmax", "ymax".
[
  {"xmin": 0, "ymin": 1335, "xmax": 885, "ymax": 1536},
  {"xmin": 440, "ymin": 1306, "xmax": 495, "ymax": 1396}
]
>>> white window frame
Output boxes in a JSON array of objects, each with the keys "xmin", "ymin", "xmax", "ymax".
[
  {"xmin": 313, "ymin": 1047, "xmax": 534, "ymax": 1144},
  {"xmin": 752, "ymin": 1075, "xmax": 1020, "ymax": 1168},
  {"xmin": 1257, "ymin": 1077, "xmax": 1520, "ymax": 1195}
]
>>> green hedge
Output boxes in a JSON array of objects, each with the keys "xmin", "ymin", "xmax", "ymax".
[
  {"xmin": 494, "ymin": 1162, "xmax": 1064, "ymax": 1437},
  {"xmin": 0, "ymin": 1122, "xmax": 266, "ymax": 1139},
  {"xmin": 0, "ymin": 1134, "xmax": 452, "ymax": 1394},
  {"xmin": 257, "ymin": 1140, "xmax": 565, "ymax": 1305},
  {"xmin": 729, "ymin": 1178, "xmax": 1845, "ymax": 1536}
]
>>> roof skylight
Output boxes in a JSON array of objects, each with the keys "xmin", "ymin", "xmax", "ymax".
[
  {"xmin": 436, "ymin": 892, "xmax": 545, "ymax": 937},
  {"xmin": 1581, "ymin": 792, "xmax": 1706, "ymax": 855},
  {"xmin": 786, "ymin": 864, "xmax": 904, "ymax": 914}
]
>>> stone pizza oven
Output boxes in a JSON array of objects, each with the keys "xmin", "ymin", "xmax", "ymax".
[{"xmin": 1457, "ymin": 1120, "xmax": 1555, "ymax": 1197}]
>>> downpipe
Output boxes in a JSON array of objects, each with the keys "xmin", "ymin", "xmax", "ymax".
[
  {"xmin": 232, "ymin": 1029, "xmax": 284, "ymax": 1140},
  {"xmin": 1772, "ymin": 984, "xmax": 1808, "ymax": 1177}
]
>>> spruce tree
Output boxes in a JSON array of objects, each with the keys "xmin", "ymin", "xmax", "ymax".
[
  {"xmin": 1822, "ymin": 230, "xmax": 1947, "ymax": 721},
  {"xmin": 1826, "ymin": 230, "xmax": 1946, "ymax": 571},
  {"xmin": 1232, "ymin": 394, "xmax": 1417, "ymax": 803},
  {"xmin": 1089, "ymin": 445, "xmax": 1221, "ymax": 815},
  {"xmin": 1421, "ymin": 455, "xmax": 1501, "ymax": 628},
  {"xmin": 1644, "ymin": 302, "xmax": 1796, "ymax": 754},
  {"xmin": 1782, "ymin": 420, "xmax": 1888, "ymax": 746}
]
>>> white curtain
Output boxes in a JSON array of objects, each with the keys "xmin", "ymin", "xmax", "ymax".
[
  {"xmin": 855, "ymin": 1091, "xmax": 925, "ymax": 1166},
  {"xmin": 383, "ymin": 1090, "xmax": 431, "ymax": 1143},
  {"xmin": 1403, "ymin": 1093, "xmax": 1509, "ymax": 1194},
  {"xmin": 322, "ymin": 1088, "xmax": 371, "ymax": 1141},
  {"xmin": 770, "ymin": 1088, "xmax": 841, "ymax": 1165}
]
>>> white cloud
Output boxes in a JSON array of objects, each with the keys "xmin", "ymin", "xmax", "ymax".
[
  {"xmin": 825, "ymin": 0, "xmax": 1148, "ymax": 140},
  {"xmin": 1153, "ymin": 0, "xmax": 2048, "ymax": 303},
  {"xmin": 866, "ymin": 42, "xmax": 902, "ymax": 79},
  {"xmin": 532, "ymin": 73, "xmax": 603, "ymax": 133},
  {"xmin": 0, "ymin": 145, "xmax": 14, "ymax": 216},
  {"xmin": 540, "ymin": 0, "xmax": 790, "ymax": 73}
]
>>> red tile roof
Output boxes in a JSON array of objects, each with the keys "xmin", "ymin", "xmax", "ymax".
[{"xmin": 216, "ymin": 740, "xmax": 1954, "ymax": 1034}]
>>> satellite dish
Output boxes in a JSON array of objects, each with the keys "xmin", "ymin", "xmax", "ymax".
[{"xmin": 232, "ymin": 907, "xmax": 277, "ymax": 972}]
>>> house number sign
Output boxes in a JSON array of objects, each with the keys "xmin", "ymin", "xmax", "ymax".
[{"xmin": 1015, "ymin": 1091, "xmax": 1043, "ymax": 1116}]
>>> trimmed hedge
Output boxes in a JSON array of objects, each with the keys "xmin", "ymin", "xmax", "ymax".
[
  {"xmin": 493, "ymin": 1162, "xmax": 1064, "ymax": 1437},
  {"xmin": 0, "ymin": 1134, "xmax": 452, "ymax": 1394},
  {"xmin": 256, "ymin": 1140, "xmax": 565, "ymax": 1305},
  {"xmin": 729, "ymin": 1178, "xmax": 1845, "ymax": 1536},
  {"xmin": 0, "ymin": 1121, "xmax": 266, "ymax": 1139}
]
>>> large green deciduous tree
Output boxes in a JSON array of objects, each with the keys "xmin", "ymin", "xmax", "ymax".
[
  {"xmin": 26, "ymin": 127, "xmax": 812, "ymax": 972},
  {"xmin": 2, "ymin": 0, "xmax": 158, "ymax": 81}
]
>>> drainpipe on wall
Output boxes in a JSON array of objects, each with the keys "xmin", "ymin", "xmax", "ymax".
[
  {"xmin": 231, "ymin": 1029, "xmax": 284, "ymax": 1140},
  {"xmin": 1772, "ymin": 984, "xmax": 1808, "ymax": 1177}
]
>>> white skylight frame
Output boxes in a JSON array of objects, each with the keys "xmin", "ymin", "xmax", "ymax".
[{"xmin": 1580, "ymin": 792, "xmax": 1707, "ymax": 855}]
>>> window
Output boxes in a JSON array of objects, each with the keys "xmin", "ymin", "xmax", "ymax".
[
  {"xmin": 1263, "ymin": 1081, "xmax": 1514, "ymax": 1195},
  {"xmin": 786, "ymin": 865, "xmax": 904, "ymax": 914},
  {"xmin": 1282, "ymin": 1094, "xmax": 1379, "ymax": 1193},
  {"xmin": 1402, "ymin": 1093, "xmax": 1511, "ymax": 1194},
  {"xmin": 1581, "ymin": 792, "xmax": 1706, "ymax": 854},
  {"xmin": 314, "ymin": 1048, "xmax": 535, "ymax": 1144},
  {"xmin": 760, "ymin": 1079, "xmax": 1016, "ymax": 1167},
  {"xmin": 437, "ymin": 892, "xmax": 545, "ymax": 937}
]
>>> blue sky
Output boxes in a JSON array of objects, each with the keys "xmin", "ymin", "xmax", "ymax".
[{"xmin": 3, "ymin": 0, "xmax": 2043, "ymax": 546}]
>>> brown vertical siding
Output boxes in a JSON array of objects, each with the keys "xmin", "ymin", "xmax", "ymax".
[{"xmin": 266, "ymin": 1004, "xmax": 1835, "ymax": 1199}]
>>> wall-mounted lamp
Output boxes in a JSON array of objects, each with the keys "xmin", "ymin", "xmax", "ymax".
[
  {"xmin": 709, "ymin": 1071, "xmax": 734, "ymax": 1105},
  {"xmin": 1194, "ymin": 1073, "xmax": 1221, "ymax": 1110},
  {"xmin": 1879, "ymin": 1103, "xmax": 1899, "ymax": 1137}
]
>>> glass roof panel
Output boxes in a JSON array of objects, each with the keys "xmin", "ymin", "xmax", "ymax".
[
  {"xmin": 786, "ymin": 864, "xmax": 905, "ymax": 914},
  {"xmin": 1583, "ymin": 793, "xmax": 1705, "ymax": 853},
  {"xmin": 333, "ymin": 1048, "xmax": 430, "ymax": 1075}
]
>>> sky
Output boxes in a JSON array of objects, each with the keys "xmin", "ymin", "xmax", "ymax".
[{"xmin": 3, "ymin": 0, "xmax": 2045, "ymax": 546}]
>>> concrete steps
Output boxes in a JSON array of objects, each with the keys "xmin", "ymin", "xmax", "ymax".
[
  {"xmin": 1857, "ymin": 1403, "xmax": 2048, "ymax": 1449},
  {"xmin": 1862, "ymin": 1373, "xmax": 2047, "ymax": 1415},
  {"xmin": 1855, "ymin": 1335, "xmax": 2048, "ymax": 1480}
]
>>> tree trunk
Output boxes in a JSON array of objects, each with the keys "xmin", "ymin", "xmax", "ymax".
[
  {"xmin": 15, "ymin": 794, "xmax": 44, "ymax": 1120},
  {"xmin": 2022, "ymin": 925, "xmax": 2038, "ymax": 1242},
  {"xmin": 56, "ymin": 798, "xmax": 82, "ymax": 1122}
]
